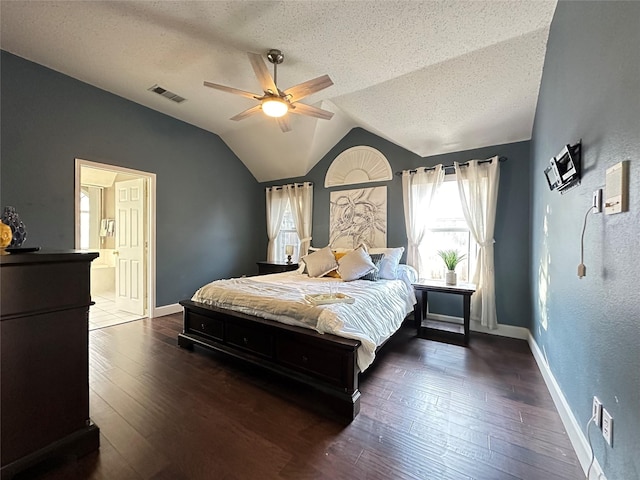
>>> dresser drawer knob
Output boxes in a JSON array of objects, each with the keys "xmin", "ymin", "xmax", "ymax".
[
  {"xmin": 201, "ymin": 323, "xmax": 206, "ymax": 330},
  {"xmin": 302, "ymin": 355, "xmax": 308, "ymax": 363},
  {"xmin": 243, "ymin": 337, "xmax": 249, "ymax": 345}
]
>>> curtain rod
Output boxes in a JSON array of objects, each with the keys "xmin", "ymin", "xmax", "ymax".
[
  {"xmin": 266, "ymin": 181, "xmax": 313, "ymax": 191},
  {"xmin": 395, "ymin": 156, "xmax": 507, "ymax": 176}
]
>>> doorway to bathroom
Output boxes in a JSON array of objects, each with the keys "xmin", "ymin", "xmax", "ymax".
[{"xmin": 74, "ymin": 159, "xmax": 156, "ymax": 330}]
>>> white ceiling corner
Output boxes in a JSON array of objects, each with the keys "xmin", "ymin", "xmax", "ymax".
[{"xmin": 0, "ymin": 1, "xmax": 557, "ymax": 182}]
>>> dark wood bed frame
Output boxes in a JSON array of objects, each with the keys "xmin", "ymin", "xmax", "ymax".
[{"xmin": 178, "ymin": 299, "xmax": 363, "ymax": 421}]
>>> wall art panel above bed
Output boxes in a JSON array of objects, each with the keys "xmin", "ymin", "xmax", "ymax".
[{"xmin": 329, "ymin": 186, "xmax": 387, "ymax": 249}]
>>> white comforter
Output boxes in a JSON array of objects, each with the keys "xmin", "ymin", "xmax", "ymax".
[{"xmin": 191, "ymin": 270, "xmax": 416, "ymax": 371}]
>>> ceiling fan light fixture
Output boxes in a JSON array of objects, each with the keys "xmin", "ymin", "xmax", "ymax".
[
  {"xmin": 261, "ymin": 98, "xmax": 288, "ymax": 118},
  {"xmin": 203, "ymin": 49, "xmax": 333, "ymax": 131}
]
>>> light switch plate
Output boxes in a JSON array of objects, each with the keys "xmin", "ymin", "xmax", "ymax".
[{"xmin": 605, "ymin": 161, "xmax": 629, "ymax": 214}]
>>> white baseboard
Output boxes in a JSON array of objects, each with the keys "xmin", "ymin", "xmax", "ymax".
[
  {"xmin": 527, "ymin": 334, "xmax": 606, "ymax": 480},
  {"xmin": 152, "ymin": 303, "xmax": 182, "ymax": 318},
  {"xmin": 426, "ymin": 313, "xmax": 529, "ymax": 340}
]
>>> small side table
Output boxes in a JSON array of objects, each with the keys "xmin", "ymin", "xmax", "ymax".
[
  {"xmin": 413, "ymin": 280, "xmax": 476, "ymax": 346},
  {"xmin": 256, "ymin": 261, "xmax": 299, "ymax": 275}
]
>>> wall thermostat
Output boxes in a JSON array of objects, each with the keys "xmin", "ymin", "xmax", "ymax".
[{"xmin": 605, "ymin": 160, "xmax": 629, "ymax": 215}]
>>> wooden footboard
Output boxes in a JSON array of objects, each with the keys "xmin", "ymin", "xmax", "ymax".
[{"xmin": 178, "ymin": 300, "xmax": 362, "ymax": 421}]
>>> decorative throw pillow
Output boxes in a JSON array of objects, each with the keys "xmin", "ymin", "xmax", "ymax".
[
  {"xmin": 301, "ymin": 246, "xmax": 338, "ymax": 278},
  {"xmin": 300, "ymin": 246, "xmax": 321, "ymax": 274},
  {"xmin": 360, "ymin": 253, "xmax": 385, "ymax": 281},
  {"xmin": 337, "ymin": 246, "xmax": 377, "ymax": 282},
  {"xmin": 325, "ymin": 251, "xmax": 349, "ymax": 278},
  {"xmin": 368, "ymin": 247, "xmax": 405, "ymax": 279}
]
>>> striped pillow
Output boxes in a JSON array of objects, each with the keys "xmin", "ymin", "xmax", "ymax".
[{"xmin": 360, "ymin": 253, "xmax": 384, "ymax": 281}]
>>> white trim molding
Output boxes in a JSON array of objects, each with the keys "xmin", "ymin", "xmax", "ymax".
[
  {"xmin": 527, "ymin": 334, "xmax": 606, "ymax": 480},
  {"xmin": 325, "ymin": 146, "xmax": 392, "ymax": 187},
  {"xmin": 426, "ymin": 313, "xmax": 529, "ymax": 340},
  {"xmin": 75, "ymin": 158, "xmax": 157, "ymax": 321},
  {"xmin": 153, "ymin": 303, "xmax": 182, "ymax": 318}
]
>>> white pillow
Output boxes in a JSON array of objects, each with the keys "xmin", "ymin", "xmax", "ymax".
[
  {"xmin": 337, "ymin": 246, "xmax": 377, "ymax": 282},
  {"xmin": 368, "ymin": 247, "xmax": 405, "ymax": 279},
  {"xmin": 301, "ymin": 246, "xmax": 338, "ymax": 278},
  {"xmin": 397, "ymin": 264, "xmax": 418, "ymax": 283}
]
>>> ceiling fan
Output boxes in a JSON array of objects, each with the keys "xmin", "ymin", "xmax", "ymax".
[{"xmin": 203, "ymin": 49, "xmax": 334, "ymax": 132}]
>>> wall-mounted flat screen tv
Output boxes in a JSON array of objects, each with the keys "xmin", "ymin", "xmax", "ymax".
[{"xmin": 544, "ymin": 142, "xmax": 581, "ymax": 194}]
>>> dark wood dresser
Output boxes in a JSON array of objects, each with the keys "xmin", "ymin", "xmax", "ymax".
[
  {"xmin": 256, "ymin": 261, "xmax": 299, "ymax": 275},
  {"xmin": 1, "ymin": 251, "xmax": 100, "ymax": 479}
]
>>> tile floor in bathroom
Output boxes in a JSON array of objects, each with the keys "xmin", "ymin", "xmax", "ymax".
[{"xmin": 89, "ymin": 292, "xmax": 146, "ymax": 330}]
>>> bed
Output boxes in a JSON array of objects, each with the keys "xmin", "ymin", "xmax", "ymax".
[{"xmin": 178, "ymin": 252, "xmax": 416, "ymax": 421}]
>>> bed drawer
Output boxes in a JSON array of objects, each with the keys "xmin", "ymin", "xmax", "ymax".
[
  {"xmin": 276, "ymin": 336, "xmax": 347, "ymax": 386},
  {"xmin": 188, "ymin": 312, "xmax": 224, "ymax": 341},
  {"xmin": 227, "ymin": 323, "xmax": 273, "ymax": 358}
]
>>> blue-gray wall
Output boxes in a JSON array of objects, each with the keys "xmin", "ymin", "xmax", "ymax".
[
  {"xmin": 530, "ymin": 2, "xmax": 640, "ymax": 479},
  {"xmin": 263, "ymin": 128, "xmax": 532, "ymax": 328},
  {"xmin": 1, "ymin": 51, "xmax": 263, "ymax": 306}
]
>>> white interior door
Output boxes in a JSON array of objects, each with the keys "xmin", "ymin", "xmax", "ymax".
[{"xmin": 115, "ymin": 178, "xmax": 146, "ymax": 315}]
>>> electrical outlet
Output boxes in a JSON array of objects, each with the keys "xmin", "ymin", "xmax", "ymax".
[
  {"xmin": 592, "ymin": 396, "xmax": 603, "ymax": 427},
  {"xmin": 602, "ymin": 408, "xmax": 613, "ymax": 446}
]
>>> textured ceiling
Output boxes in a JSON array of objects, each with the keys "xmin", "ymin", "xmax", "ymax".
[{"xmin": 0, "ymin": 1, "xmax": 557, "ymax": 182}]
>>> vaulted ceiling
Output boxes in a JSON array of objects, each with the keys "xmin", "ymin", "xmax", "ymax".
[{"xmin": 0, "ymin": 1, "xmax": 557, "ymax": 182}]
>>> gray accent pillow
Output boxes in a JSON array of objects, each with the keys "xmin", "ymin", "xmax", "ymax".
[{"xmin": 361, "ymin": 253, "xmax": 385, "ymax": 281}]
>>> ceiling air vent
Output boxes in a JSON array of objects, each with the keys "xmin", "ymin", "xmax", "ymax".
[{"xmin": 148, "ymin": 84, "xmax": 186, "ymax": 103}]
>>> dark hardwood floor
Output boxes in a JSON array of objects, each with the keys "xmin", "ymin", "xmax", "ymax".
[{"xmin": 15, "ymin": 314, "xmax": 584, "ymax": 480}]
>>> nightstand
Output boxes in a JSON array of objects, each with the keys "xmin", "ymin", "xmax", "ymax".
[
  {"xmin": 413, "ymin": 280, "xmax": 476, "ymax": 346},
  {"xmin": 256, "ymin": 261, "xmax": 299, "ymax": 275}
]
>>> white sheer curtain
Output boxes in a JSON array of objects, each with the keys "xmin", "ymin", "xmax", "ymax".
[
  {"xmin": 454, "ymin": 157, "xmax": 500, "ymax": 329},
  {"xmin": 285, "ymin": 182, "xmax": 313, "ymax": 256},
  {"xmin": 401, "ymin": 165, "xmax": 445, "ymax": 277},
  {"xmin": 265, "ymin": 186, "xmax": 288, "ymax": 262}
]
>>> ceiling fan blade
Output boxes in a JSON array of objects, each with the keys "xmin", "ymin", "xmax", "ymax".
[
  {"xmin": 289, "ymin": 102, "xmax": 334, "ymax": 120},
  {"xmin": 203, "ymin": 81, "xmax": 259, "ymax": 100},
  {"xmin": 230, "ymin": 104, "xmax": 262, "ymax": 121},
  {"xmin": 283, "ymin": 75, "xmax": 333, "ymax": 103},
  {"xmin": 247, "ymin": 52, "xmax": 279, "ymax": 95},
  {"xmin": 276, "ymin": 116, "xmax": 292, "ymax": 133}
]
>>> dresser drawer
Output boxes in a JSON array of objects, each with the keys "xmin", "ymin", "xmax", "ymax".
[
  {"xmin": 1, "ymin": 262, "xmax": 92, "ymax": 317},
  {"xmin": 188, "ymin": 312, "xmax": 224, "ymax": 341},
  {"xmin": 227, "ymin": 323, "xmax": 273, "ymax": 358},
  {"xmin": 276, "ymin": 335, "xmax": 347, "ymax": 386}
]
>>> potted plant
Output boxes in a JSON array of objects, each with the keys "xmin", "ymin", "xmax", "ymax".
[{"xmin": 437, "ymin": 249, "xmax": 466, "ymax": 285}]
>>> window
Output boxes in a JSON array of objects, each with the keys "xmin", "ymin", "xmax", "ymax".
[
  {"xmin": 274, "ymin": 201, "xmax": 300, "ymax": 262},
  {"xmin": 419, "ymin": 177, "xmax": 477, "ymax": 282},
  {"xmin": 79, "ymin": 186, "xmax": 102, "ymax": 250}
]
